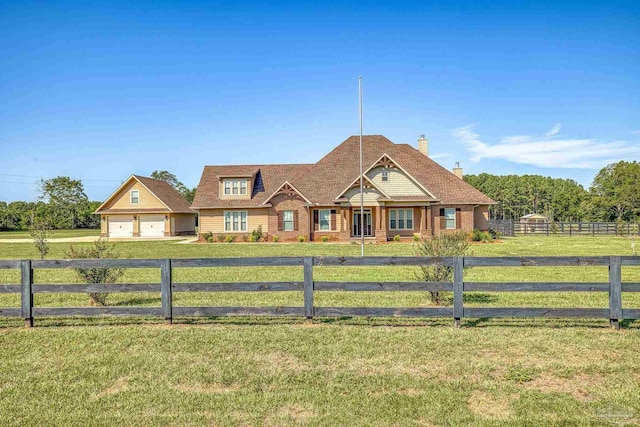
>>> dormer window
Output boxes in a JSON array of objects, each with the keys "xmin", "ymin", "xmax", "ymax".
[
  {"xmin": 381, "ymin": 170, "xmax": 389, "ymax": 182},
  {"xmin": 130, "ymin": 190, "xmax": 139, "ymax": 204},
  {"xmin": 223, "ymin": 179, "xmax": 247, "ymax": 196}
]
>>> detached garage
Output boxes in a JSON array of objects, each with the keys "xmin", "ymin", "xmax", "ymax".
[{"xmin": 95, "ymin": 175, "xmax": 196, "ymax": 238}]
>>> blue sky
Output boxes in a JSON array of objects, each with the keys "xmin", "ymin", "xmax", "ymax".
[{"xmin": 1, "ymin": 0, "xmax": 639, "ymax": 202}]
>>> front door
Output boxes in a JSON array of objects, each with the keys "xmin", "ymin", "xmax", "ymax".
[{"xmin": 353, "ymin": 210, "xmax": 372, "ymax": 237}]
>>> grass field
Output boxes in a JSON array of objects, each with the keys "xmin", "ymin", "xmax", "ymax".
[
  {"xmin": 0, "ymin": 228, "xmax": 100, "ymax": 240},
  {"xmin": 1, "ymin": 321, "xmax": 639, "ymax": 426},
  {"xmin": 1, "ymin": 236, "xmax": 640, "ymax": 426}
]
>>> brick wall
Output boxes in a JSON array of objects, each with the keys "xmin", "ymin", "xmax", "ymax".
[
  {"xmin": 431, "ymin": 205, "xmax": 475, "ymax": 236},
  {"xmin": 268, "ymin": 194, "xmax": 309, "ymax": 242}
]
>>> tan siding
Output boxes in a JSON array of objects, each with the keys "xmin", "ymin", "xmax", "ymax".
[
  {"xmin": 104, "ymin": 181, "xmax": 166, "ymax": 210},
  {"xmin": 367, "ymin": 167, "xmax": 427, "ymax": 196},
  {"xmin": 345, "ymin": 188, "xmax": 380, "ymax": 205},
  {"xmin": 100, "ymin": 215, "xmax": 108, "ymax": 236},
  {"xmin": 172, "ymin": 213, "xmax": 196, "ymax": 234},
  {"xmin": 197, "ymin": 209, "xmax": 268, "ymax": 234}
]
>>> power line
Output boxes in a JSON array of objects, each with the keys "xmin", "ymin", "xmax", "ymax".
[
  {"xmin": 0, "ymin": 180, "xmax": 115, "ymax": 188},
  {"xmin": 0, "ymin": 173, "xmax": 121, "ymax": 183}
]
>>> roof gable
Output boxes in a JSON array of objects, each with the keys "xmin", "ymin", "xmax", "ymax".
[
  {"xmin": 335, "ymin": 174, "xmax": 390, "ymax": 201},
  {"xmin": 95, "ymin": 175, "xmax": 193, "ymax": 213},
  {"xmin": 263, "ymin": 181, "xmax": 312, "ymax": 205}
]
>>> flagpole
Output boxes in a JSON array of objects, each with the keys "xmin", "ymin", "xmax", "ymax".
[{"xmin": 359, "ymin": 76, "xmax": 364, "ymax": 257}]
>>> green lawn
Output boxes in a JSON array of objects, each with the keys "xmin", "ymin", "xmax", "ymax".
[
  {"xmin": 1, "ymin": 323, "xmax": 639, "ymax": 426},
  {"xmin": 2, "ymin": 236, "xmax": 640, "ymax": 426},
  {"xmin": 0, "ymin": 228, "xmax": 100, "ymax": 239}
]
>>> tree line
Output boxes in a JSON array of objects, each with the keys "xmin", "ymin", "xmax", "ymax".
[
  {"xmin": 465, "ymin": 160, "xmax": 640, "ymax": 222},
  {"xmin": 0, "ymin": 171, "xmax": 195, "ymax": 231},
  {"xmin": 0, "ymin": 177, "xmax": 102, "ymax": 231}
]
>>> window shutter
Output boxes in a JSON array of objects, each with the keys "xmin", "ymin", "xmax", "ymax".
[
  {"xmin": 455, "ymin": 208, "xmax": 462, "ymax": 229},
  {"xmin": 330, "ymin": 210, "xmax": 337, "ymax": 231},
  {"xmin": 440, "ymin": 208, "xmax": 446, "ymax": 230},
  {"xmin": 277, "ymin": 212, "xmax": 283, "ymax": 231},
  {"xmin": 313, "ymin": 210, "xmax": 319, "ymax": 231},
  {"xmin": 293, "ymin": 211, "xmax": 299, "ymax": 231}
]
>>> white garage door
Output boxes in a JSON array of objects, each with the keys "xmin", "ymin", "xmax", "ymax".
[
  {"xmin": 108, "ymin": 216, "xmax": 133, "ymax": 238},
  {"xmin": 140, "ymin": 214, "xmax": 165, "ymax": 237}
]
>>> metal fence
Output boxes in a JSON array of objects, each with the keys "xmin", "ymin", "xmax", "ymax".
[{"xmin": 489, "ymin": 221, "xmax": 640, "ymax": 237}]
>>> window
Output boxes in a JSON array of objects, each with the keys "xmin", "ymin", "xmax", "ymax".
[
  {"xmin": 223, "ymin": 179, "xmax": 248, "ymax": 196},
  {"xmin": 319, "ymin": 209, "xmax": 330, "ymax": 231},
  {"xmin": 224, "ymin": 211, "xmax": 247, "ymax": 232},
  {"xmin": 381, "ymin": 170, "xmax": 389, "ymax": 182},
  {"xmin": 445, "ymin": 208, "xmax": 456, "ymax": 229},
  {"xmin": 130, "ymin": 190, "xmax": 139, "ymax": 204},
  {"xmin": 389, "ymin": 209, "xmax": 413, "ymax": 230},
  {"xmin": 283, "ymin": 210, "xmax": 294, "ymax": 231}
]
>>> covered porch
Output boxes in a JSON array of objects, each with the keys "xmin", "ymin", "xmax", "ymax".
[{"xmin": 339, "ymin": 204, "xmax": 432, "ymax": 241}]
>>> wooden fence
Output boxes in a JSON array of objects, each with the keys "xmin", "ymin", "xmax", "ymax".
[
  {"xmin": 489, "ymin": 220, "xmax": 640, "ymax": 237},
  {"xmin": 1, "ymin": 256, "xmax": 639, "ymax": 329}
]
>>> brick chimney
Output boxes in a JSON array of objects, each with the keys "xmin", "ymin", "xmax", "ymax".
[
  {"xmin": 453, "ymin": 162, "xmax": 463, "ymax": 179},
  {"xmin": 417, "ymin": 134, "xmax": 428, "ymax": 156}
]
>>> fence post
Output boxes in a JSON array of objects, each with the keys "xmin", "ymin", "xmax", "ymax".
[
  {"xmin": 21, "ymin": 260, "xmax": 33, "ymax": 328},
  {"xmin": 609, "ymin": 256, "xmax": 622, "ymax": 330},
  {"xmin": 453, "ymin": 257, "xmax": 464, "ymax": 327},
  {"xmin": 303, "ymin": 257, "xmax": 314, "ymax": 320},
  {"xmin": 161, "ymin": 259, "xmax": 172, "ymax": 325}
]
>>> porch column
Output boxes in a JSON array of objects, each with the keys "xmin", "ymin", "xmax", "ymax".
[
  {"xmin": 426, "ymin": 205, "xmax": 432, "ymax": 236},
  {"xmin": 421, "ymin": 206, "xmax": 426, "ymax": 236},
  {"xmin": 381, "ymin": 206, "xmax": 386, "ymax": 232}
]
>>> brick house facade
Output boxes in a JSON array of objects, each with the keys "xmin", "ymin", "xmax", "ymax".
[{"xmin": 191, "ymin": 135, "xmax": 494, "ymax": 242}]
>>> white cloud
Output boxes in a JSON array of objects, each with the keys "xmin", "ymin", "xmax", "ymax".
[
  {"xmin": 453, "ymin": 124, "xmax": 640, "ymax": 169},
  {"xmin": 545, "ymin": 123, "xmax": 561, "ymax": 137},
  {"xmin": 429, "ymin": 152, "xmax": 452, "ymax": 160}
]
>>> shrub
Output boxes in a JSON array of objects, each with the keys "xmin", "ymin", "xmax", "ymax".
[
  {"xmin": 241, "ymin": 234, "xmax": 249, "ymax": 242},
  {"xmin": 489, "ymin": 228, "xmax": 502, "ymax": 240},
  {"xmin": 29, "ymin": 217, "xmax": 51, "ymax": 260},
  {"xmin": 393, "ymin": 234, "xmax": 401, "ymax": 242},
  {"xmin": 470, "ymin": 229, "xmax": 493, "ymax": 243},
  {"xmin": 66, "ymin": 238, "xmax": 125, "ymax": 306},
  {"xmin": 297, "ymin": 235, "xmax": 306, "ymax": 242},
  {"xmin": 272, "ymin": 235, "xmax": 279, "ymax": 242},
  {"xmin": 202, "ymin": 231, "xmax": 213, "ymax": 242},
  {"xmin": 616, "ymin": 220, "xmax": 627, "ymax": 236},
  {"xmin": 549, "ymin": 222, "xmax": 559, "ymax": 234},
  {"xmin": 414, "ymin": 231, "xmax": 471, "ymax": 305},
  {"xmin": 251, "ymin": 226, "xmax": 263, "ymax": 242},
  {"xmin": 217, "ymin": 234, "xmax": 225, "ymax": 242},
  {"xmin": 225, "ymin": 235, "xmax": 237, "ymax": 243},
  {"xmin": 412, "ymin": 233, "xmax": 420, "ymax": 242},
  {"xmin": 320, "ymin": 235, "xmax": 329, "ymax": 242}
]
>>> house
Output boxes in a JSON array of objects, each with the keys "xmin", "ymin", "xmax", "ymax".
[
  {"xmin": 520, "ymin": 213, "xmax": 549, "ymax": 233},
  {"xmin": 95, "ymin": 175, "xmax": 196, "ymax": 238},
  {"xmin": 520, "ymin": 213, "xmax": 549, "ymax": 225},
  {"xmin": 191, "ymin": 135, "xmax": 495, "ymax": 242}
]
